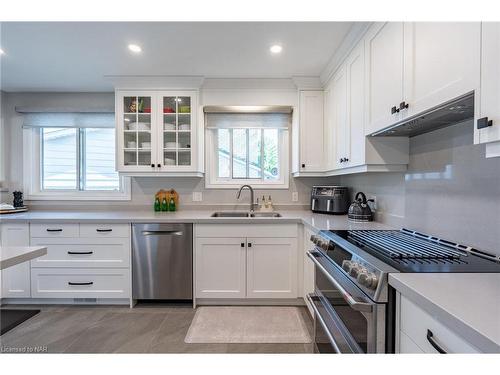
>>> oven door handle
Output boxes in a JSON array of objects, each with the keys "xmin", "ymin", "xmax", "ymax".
[
  {"xmin": 307, "ymin": 251, "xmax": 373, "ymax": 313},
  {"xmin": 307, "ymin": 294, "xmax": 341, "ymax": 353}
]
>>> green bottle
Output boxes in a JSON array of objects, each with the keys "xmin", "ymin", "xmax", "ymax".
[
  {"xmin": 154, "ymin": 197, "xmax": 161, "ymax": 212},
  {"xmin": 161, "ymin": 197, "xmax": 168, "ymax": 212},
  {"xmin": 169, "ymin": 197, "xmax": 176, "ymax": 212}
]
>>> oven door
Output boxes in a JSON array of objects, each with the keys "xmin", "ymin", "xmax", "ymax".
[{"xmin": 307, "ymin": 249, "xmax": 386, "ymax": 353}]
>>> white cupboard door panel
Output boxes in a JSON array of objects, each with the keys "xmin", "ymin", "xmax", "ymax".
[
  {"xmin": 31, "ymin": 268, "xmax": 130, "ymax": 299},
  {"xmin": 246, "ymin": 237, "xmax": 297, "ymax": 298},
  {"xmin": 195, "ymin": 237, "xmax": 246, "ymax": 298},
  {"xmin": 477, "ymin": 22, "xmax": 500, "ymax": 144},
  {"xmin": 79, "ymin": 224, "xmax": 130, "ymax": 238},
  {"xmin": 332, "ymin": 67, "xmax": 348, "ymax": 169},
  {"xmin": 30, "ymin": 243, "xmax": 130, "ymax": 268},
  {"xmin": 346, "ymin": 44, "xmax": 366, "ymax": 167},
  {"xmin": 404, "ymin": 22, "xmax": 480, "ymax": 118},
  {"xmin": 400, "ymin": 295, "xmax": 480, "ymax": 353},
  {"xmin": 399, "ymin": 331, "xmax": 425, "ymax": 353},
  {"xmin": 365, "ymin": 22, "xmax": 405, "ymax": 135},
  {"xmin": 299, "ymin": 91, "xmax": 324, "ymax": 171},
  {"xmin": 1, "ymin": 223, "xmax": 31, "ymax": 298},
  {"xmin": 31, "ymin": 223, "xmax": 79, "ymax": 238}
]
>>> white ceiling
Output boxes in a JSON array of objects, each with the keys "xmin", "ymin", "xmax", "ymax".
[{"xmin": 0, "ymin": 22, "xmax": 353, "ymax": 92}]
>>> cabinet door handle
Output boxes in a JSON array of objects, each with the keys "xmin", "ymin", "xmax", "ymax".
[
  {"xmin": 96, "ymin": 229, "xmax": 112, "ymax": 232},
  {"xmin": 301, "ymin": 163, "xmax": 305, "ymax": 168},
  {"xmin": 151, "ymin": 163, "xmax": 155, "ymax": 168},
  {"xmin": 399, "ymin": 101, "xmax": 409, "ymax": 110},
  {"xmin": 157, "ymin": 163, "xmax": 161, "ymax": 168},
  {"xmin": 426, "ymin": 329, "xmax": 447, "ymax": 354},
  {"xmin": 68, "ymin": 282, "xmax": 94, "ymax": 286},
  {"xmin": 248, "ymin": 242, "xmax": 252, "ymax": 248},
  {"xmin": 391, "ymin": 106, "xmax": 400, "ymax": 114},
  {"xmin": 67, "ymin": 251, "xmax": 93, "ymax": 255},
  {"xmin": 46, "ymin": 228, "xmax": 63, "ymax": 232},
  {"xmin": 241, "ymin": 242, "xmax": 245, "ymax": 247},
  {"xmin": 477, "ymin": 117, "xmax": 493, "ymax": 129}
]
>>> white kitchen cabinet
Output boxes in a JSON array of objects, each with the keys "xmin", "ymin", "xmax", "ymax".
[
  {"xmin": 403, "ymin": 22, "xmax": 480, "ymax": 118},
  {"xmin": 302, "ymin": 227, "xmax": 315, "ymax": 315},
  {"xmin": 476, "ymin": 22, "xmax": 500, "ymax": 145},
  {"xmin": 364, "ymin": 22, "xmax": 405, "ymax": 135},
  {"xmin": 116, "ymin": 90, "xmax": 201, "ymax": 175},
  {"xmin": 246, "ymin": 237, "xmax": 297, "ymax": 298},
  {"xmin": 298, "ymin": 90, "xmax": 325, "ymax": 172},
  {"xmin": 324, "ymin": 41, "xmax": 409, "ymax": 174},
  {"xmin": 397, "ymin": 293, "xmax": 480, "ymax": 353},
  {"xmin": 0, "ymin": 223, "xmax": 31, "ymax": 298},
  {"xmin": 195, "ymin": 237, "xmax": 247, "ymax": 298}
]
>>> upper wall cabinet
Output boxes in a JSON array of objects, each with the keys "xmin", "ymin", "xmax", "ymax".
[
  {"xmin": 323, "ymin": 43, "xmax": 409, "ymax": 175},
  {"xmin": 364, "ymin": 22, "xmax": 406, "ymax": 135},
  {"xmin": 364, "ymin": 22, "xmax": 481, "ymax": 135},
  {"xmin": 115, "ymin": 90, "xmax": 202, "ymax": 176},
  {"xmin": 298, "ymin": 90, "xmax": 325, "ymax": 172},
  {"xmin": 403, "ymin": 22, "xmax": 480, "ymax": 118},
  {"xmin": 476, "ymin": 22, "xmax": 500, "ymax": 145}
]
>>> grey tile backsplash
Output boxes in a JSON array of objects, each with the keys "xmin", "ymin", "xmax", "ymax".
[{"xmin": 341, "ymin": 120, "xmax": 500, "ymax": 256}]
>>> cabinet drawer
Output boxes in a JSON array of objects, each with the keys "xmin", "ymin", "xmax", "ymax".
[
  {"xmin": 400, "ymin": 295, "xmax": 479, "ymax": 353},
  {"xmin": 31, "ymin": 268, "xmax": 130, "ymax": 299},
  {"xmin": 30, "ymin": 243, "xmax": 130, "ymax": 268},
  {"xmin": 79, "ymin": 224, "xmax": 130, "ymax": 238},
  {"xmin": 31, "ymin": 223, "xmax": 79, "ymax": 238},
  {"xmin": 399, "ymin": 331, "xmax": 425, "ymax": 353}
]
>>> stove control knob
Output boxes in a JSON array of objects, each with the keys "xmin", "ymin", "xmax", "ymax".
[
  {"xmin": 341, "ymin": 260, "xmax": 352, "ymax": 273},
  {"xmin": 320, "ymin": 240, "xmax": 332, "ymax": 251},
  {"xmin": 358, "ymin": 272, "xmax": 378, "ymax": 289},
  {"xmin": 348, "ymin": 263, "xmax": 362, "ymax": 278},
  {"xmin": 310, "ymin": 235, "xmax": 320, "ymax": 245}
]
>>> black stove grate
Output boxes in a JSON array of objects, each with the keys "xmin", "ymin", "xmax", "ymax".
[{"xmin": 347, "ymin": 229, "xmax": 471, "ymax": 265}]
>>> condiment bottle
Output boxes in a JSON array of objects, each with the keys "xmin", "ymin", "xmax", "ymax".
[
  {"xmin": 161, "ymin": 197, "xmax": 168, "ymax": 211},
  {"xmin": 154, "ymin": 197, "xmax": 161, "ymax": 212},
  {"xmin": 169, "ymin": 196, "xmax": 176, "ymax": 212}
]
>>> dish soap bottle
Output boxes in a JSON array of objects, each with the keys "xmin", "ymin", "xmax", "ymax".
[
  {"xmin": 154, "ymin": 197, "xmax": 161, "ymax": 212},
  {"xmin": 161, "ymin": 196, "xmax": 168, "ymax": 211},
  {"xmin": 267, "ymin": 195, "xmax": 273, "ymax": 211},
  {"xmin": 169, "ymin": 196, "xmax": 176, "ymax": 212}
]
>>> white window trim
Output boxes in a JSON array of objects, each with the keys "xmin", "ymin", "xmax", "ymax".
[
  {"xmin": 204, "ymin": 128, "xmax": 289, "ymax": 189},
  {"xmin": 23, "ymin": 128, "xmax": 131, "ymax": 201}
]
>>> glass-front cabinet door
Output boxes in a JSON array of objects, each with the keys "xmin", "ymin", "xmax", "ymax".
[
  {"xmin": 118, "ymin": 92, "xmax": 156, "ymax": 172},
  {"xmin": 159, "ymin": 92, "xmax": 195, "ymax": 170}
]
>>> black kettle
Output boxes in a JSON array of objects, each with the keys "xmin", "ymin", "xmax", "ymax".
[{"xmin": 348, "ymin": 192, "xmax": 374, "ymax": 222}]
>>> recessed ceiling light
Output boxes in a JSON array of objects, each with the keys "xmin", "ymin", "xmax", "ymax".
[
  {"xmin": 270, "ymin": 45, "xmax": 282, "ymax": 54},
  {"xmin": 128, "ymin": 44, "xmax": 142, "ymax": 53}
]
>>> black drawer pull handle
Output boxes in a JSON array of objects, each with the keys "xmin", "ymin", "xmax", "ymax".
[
  {"xmin": 248, "ymin": 242, "xmax": 252, "ymax": 247},
  {"xmin": 391, "ymin": 106, "xmax": 400, "ymax": 114},
  {"xmin": 399, "ymin": 101, "xmax": 409, "ymax": 110},
  {"xmin": 46, "ymin": 228, "xmax": 63, "ymax": 232},
  {"xmin": 96, "ymin": 229, "xmax": 112, "ymax": 232},
  {"xmin": 67, "ymin": 251, "xmax": 93, "ymax": 255},
  {"xmin": 68, "ymin": 282, "xmax": 94, "ymax": 286},
  {"xmin": 241, "ymin": 243, "xmax": 245, "ymax": 247},
  {"xmin": 477, "ymin": 117, "xmax": 493, "ymax": 129},
  {"xmin": 427, "ymin": 329, "xmax": 447, "ymax": 354}
]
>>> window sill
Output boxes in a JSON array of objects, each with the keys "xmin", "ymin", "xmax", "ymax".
[
  {"xmin": 204, "ymin": 181, "xmax": 289, "ymax": 190},
  {"xmin": 25, "ymin": 191, "xmax": 131, "ymax": 201}
]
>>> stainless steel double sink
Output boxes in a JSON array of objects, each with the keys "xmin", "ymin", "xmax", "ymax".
[{"xmin": 210, "ymin": 211, "xmax": 282, "ymax": 218}]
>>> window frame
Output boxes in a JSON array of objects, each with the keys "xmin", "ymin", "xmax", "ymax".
[
  {"xmin": 205, "ymin": 127, "xmax": 289, "ymax": 189},
  {"xmin": 23, "ymin": 128, "xmax": 131, "ymax": 201}
]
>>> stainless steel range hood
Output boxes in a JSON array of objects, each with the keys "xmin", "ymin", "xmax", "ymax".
[{"xmin": 369, "ymin": 93, "xmax": 474, "ymax": 137}]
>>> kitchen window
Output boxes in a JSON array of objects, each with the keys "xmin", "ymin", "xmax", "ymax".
[
  {"xmin": 204, "ymin": 109, "xmax": 290, "ymax": 188},
  {"xmin": 22, "ymin": 111, "xmax": 130, "ymax": 200}
]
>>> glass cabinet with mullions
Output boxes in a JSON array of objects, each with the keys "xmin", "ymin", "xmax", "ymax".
[{"xmin": 116, "ymin": 90, "xmax": 198, "ymax": 174}]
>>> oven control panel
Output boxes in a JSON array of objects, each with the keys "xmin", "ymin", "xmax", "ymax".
[{"xmin": 310, "ymin": 234, "xmax": 381, "ymax": 292}]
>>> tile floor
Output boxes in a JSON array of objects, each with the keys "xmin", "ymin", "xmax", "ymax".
[{"xmin": 0, "ymin": 305, "xmax": 314, "ymax": 353}]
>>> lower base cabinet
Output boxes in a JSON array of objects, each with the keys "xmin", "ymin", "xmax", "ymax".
[
  {"xmin": 194, "ymin": 224, "xmax": 298, "ymax": 300},
  {"xmin": 397, "ymin": 293, "xmax": 480, "ymax": 353}
]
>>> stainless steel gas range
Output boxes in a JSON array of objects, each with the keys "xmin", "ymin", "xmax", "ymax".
[{"xmin": 307, "ymin": 228, "xmax": 500, "ymax": 354}]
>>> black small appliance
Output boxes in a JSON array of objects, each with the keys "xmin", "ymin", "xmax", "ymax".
[{"xmin": 310, "ymin": 186, "xmax": 350, "ymax": 215}]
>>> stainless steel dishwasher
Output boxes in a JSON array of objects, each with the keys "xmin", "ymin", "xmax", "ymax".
[{"xmin": 132, "ymin": 223, "xmax": 193, "ymax": 300}]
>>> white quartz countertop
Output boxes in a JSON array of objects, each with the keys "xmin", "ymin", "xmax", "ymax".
[
  {"xmin": 389, "ymin": 273, "xmax": 500, "ymax": 353},
  {"xmin": 0, "ymin": 210, "xmax": 393, "ymax": 232},
  {"xmin": 0, "ymin": 246, "xmax": 47, "ymax": 270}
]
